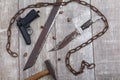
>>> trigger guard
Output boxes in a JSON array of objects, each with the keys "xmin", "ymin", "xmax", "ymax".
[{"xmin": 27, "ymin": 28, "xmax": 33, "ymax": 35}]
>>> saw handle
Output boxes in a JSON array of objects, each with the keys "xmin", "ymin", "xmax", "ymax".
[{"xmin": 25, "ymin": 69, "xmax": 49, "ymax": 80}]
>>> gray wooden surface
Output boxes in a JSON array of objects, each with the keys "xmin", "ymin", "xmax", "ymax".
[{"xmin": 0, "ymin": 0, "xmax": 119, "ymax": 80}]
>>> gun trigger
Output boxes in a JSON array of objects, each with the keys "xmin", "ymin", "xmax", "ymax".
[
  {"xmin": 27, "ymin": 28, "xmax": 33, "ymax": 35},
  {"xmin": 26, "ymin": 24, "xmax": 30, "ymax": 28}
]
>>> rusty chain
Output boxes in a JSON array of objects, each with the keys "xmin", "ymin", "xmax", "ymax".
[
  {"xmin": 65, "ymin": 0, "xmax": 109, "ymax": 75},
  {"xmin": 6, "ymin": 0, "xmax": 109, "ymax": 75}
]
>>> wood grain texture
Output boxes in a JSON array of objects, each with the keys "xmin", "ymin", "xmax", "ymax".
[
  {"xmin": 25, "ymin": 69, "xmax": 49, "ymax": 80},
  {"xmin": 55, "ymin": 0, "xmax": 94, "ymax": 80},
  {"xmin": 91, "ymin": 0, "xmax": 120, "ymax": 80},
  {"xmin": 0, "ymin": 0, "xmax": 119, "ymax": 80},
  {"xmin": 19, "ymin": 0, "xmax": 57, "ymax": 80},
  {"xmin": 0, "ymin": 0, "xmax": 19, "ymax": 80}
]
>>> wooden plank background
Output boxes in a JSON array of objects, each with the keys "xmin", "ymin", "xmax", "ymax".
[{"xmin": 0, "ymin": 0, "xmax": 120, "ymax": 80}]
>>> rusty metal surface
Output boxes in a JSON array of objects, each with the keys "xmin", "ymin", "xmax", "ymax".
[
  {"xmin": 24, "ymin": 1, "xmax": 61, "ymax": 70},
  {"xmin": 50, "ymin": 30, "xmax": 80, "ymax": 51},
  {"xmin": 6, "ymin": 0, "xmax": 109, "ymax": 76},
  {"xmin": 45, "ymin": 60, "xmax": 57, "ymax": 80},
  {"xmin": 49, "ymin": 19, "xmax": 96, "ymax": 52}
]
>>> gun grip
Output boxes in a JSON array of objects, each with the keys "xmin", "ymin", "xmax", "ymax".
[{"xmin": 19, "ymin": 26, "xmax": 31, "ymax": 45}]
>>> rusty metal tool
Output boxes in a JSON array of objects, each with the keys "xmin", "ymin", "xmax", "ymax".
[
  {"xmin": 25, "ymin": 60, "xmax": 57, "ymax": 80},
  {"xmin": 24, "ymin": 0, "xmax": 63, "ymax": 70},
  {"xmin": 6, "ymin": 0, "xmax": 109, "ymax": 76},
  {"xmin": 50, "ymin": 18, "xmax": 101, "ymax": 51}
]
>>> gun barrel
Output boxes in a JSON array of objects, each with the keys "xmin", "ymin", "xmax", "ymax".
[
  {"xmin": 17, "ymin": 9, "xmax": 40, "ymax": 27},
  {"xmin": 22, "ymin": 9, "xmax": 40, "ymax": 27}
]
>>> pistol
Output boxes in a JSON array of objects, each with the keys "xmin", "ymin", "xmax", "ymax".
[{"xmin": 17, "ymin": 9, "xmax": 40, "ymax": 45}]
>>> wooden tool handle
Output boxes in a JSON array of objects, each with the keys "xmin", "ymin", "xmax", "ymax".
[{"xmin": 25, "ymin": 69, "xmax": 49, "ymax": 80}]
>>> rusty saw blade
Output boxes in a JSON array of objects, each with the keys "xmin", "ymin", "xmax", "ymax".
[
  {"xmin": 49, "ymin": 18, "xmax": 101, "ymax": 51},
  {"xmin": 24, "ymin": 0, "xmax": 62, "ymax": 70}
]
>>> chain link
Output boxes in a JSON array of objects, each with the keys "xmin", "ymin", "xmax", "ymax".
[
  {"xmin": 6, "ymin": 0, "xmax": 73, "ymax": 57},
  {"xmin": 65, "ymin": 0, "xmax": 109, "ymax": 75},
  {"xmin": 6, "ymin": 0, "xmax": 109, "ymax": 75}
]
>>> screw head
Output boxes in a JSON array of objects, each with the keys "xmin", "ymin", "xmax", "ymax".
[
  {"xmin": 52, "ymin": 36, "xmax": 56, "ymax": 40},
  {"xmin": 23, "ymin": 52, "xmax": 27, "ymax": 57},
  {"xmin": 58, "ymin": 58, "xmax": 61, "ymax": 61},
  {"xmin": 67, "ymin": 18, "xmax": 72, "ymax": 22},
  {"xmin": 40, "ymin": 26, "xmax": 44, "ymax": 29}
]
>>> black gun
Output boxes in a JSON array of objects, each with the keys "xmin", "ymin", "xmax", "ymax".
[{"xmin": 17, "ymin": 9, "xmax": 40, "ymax": 45}]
